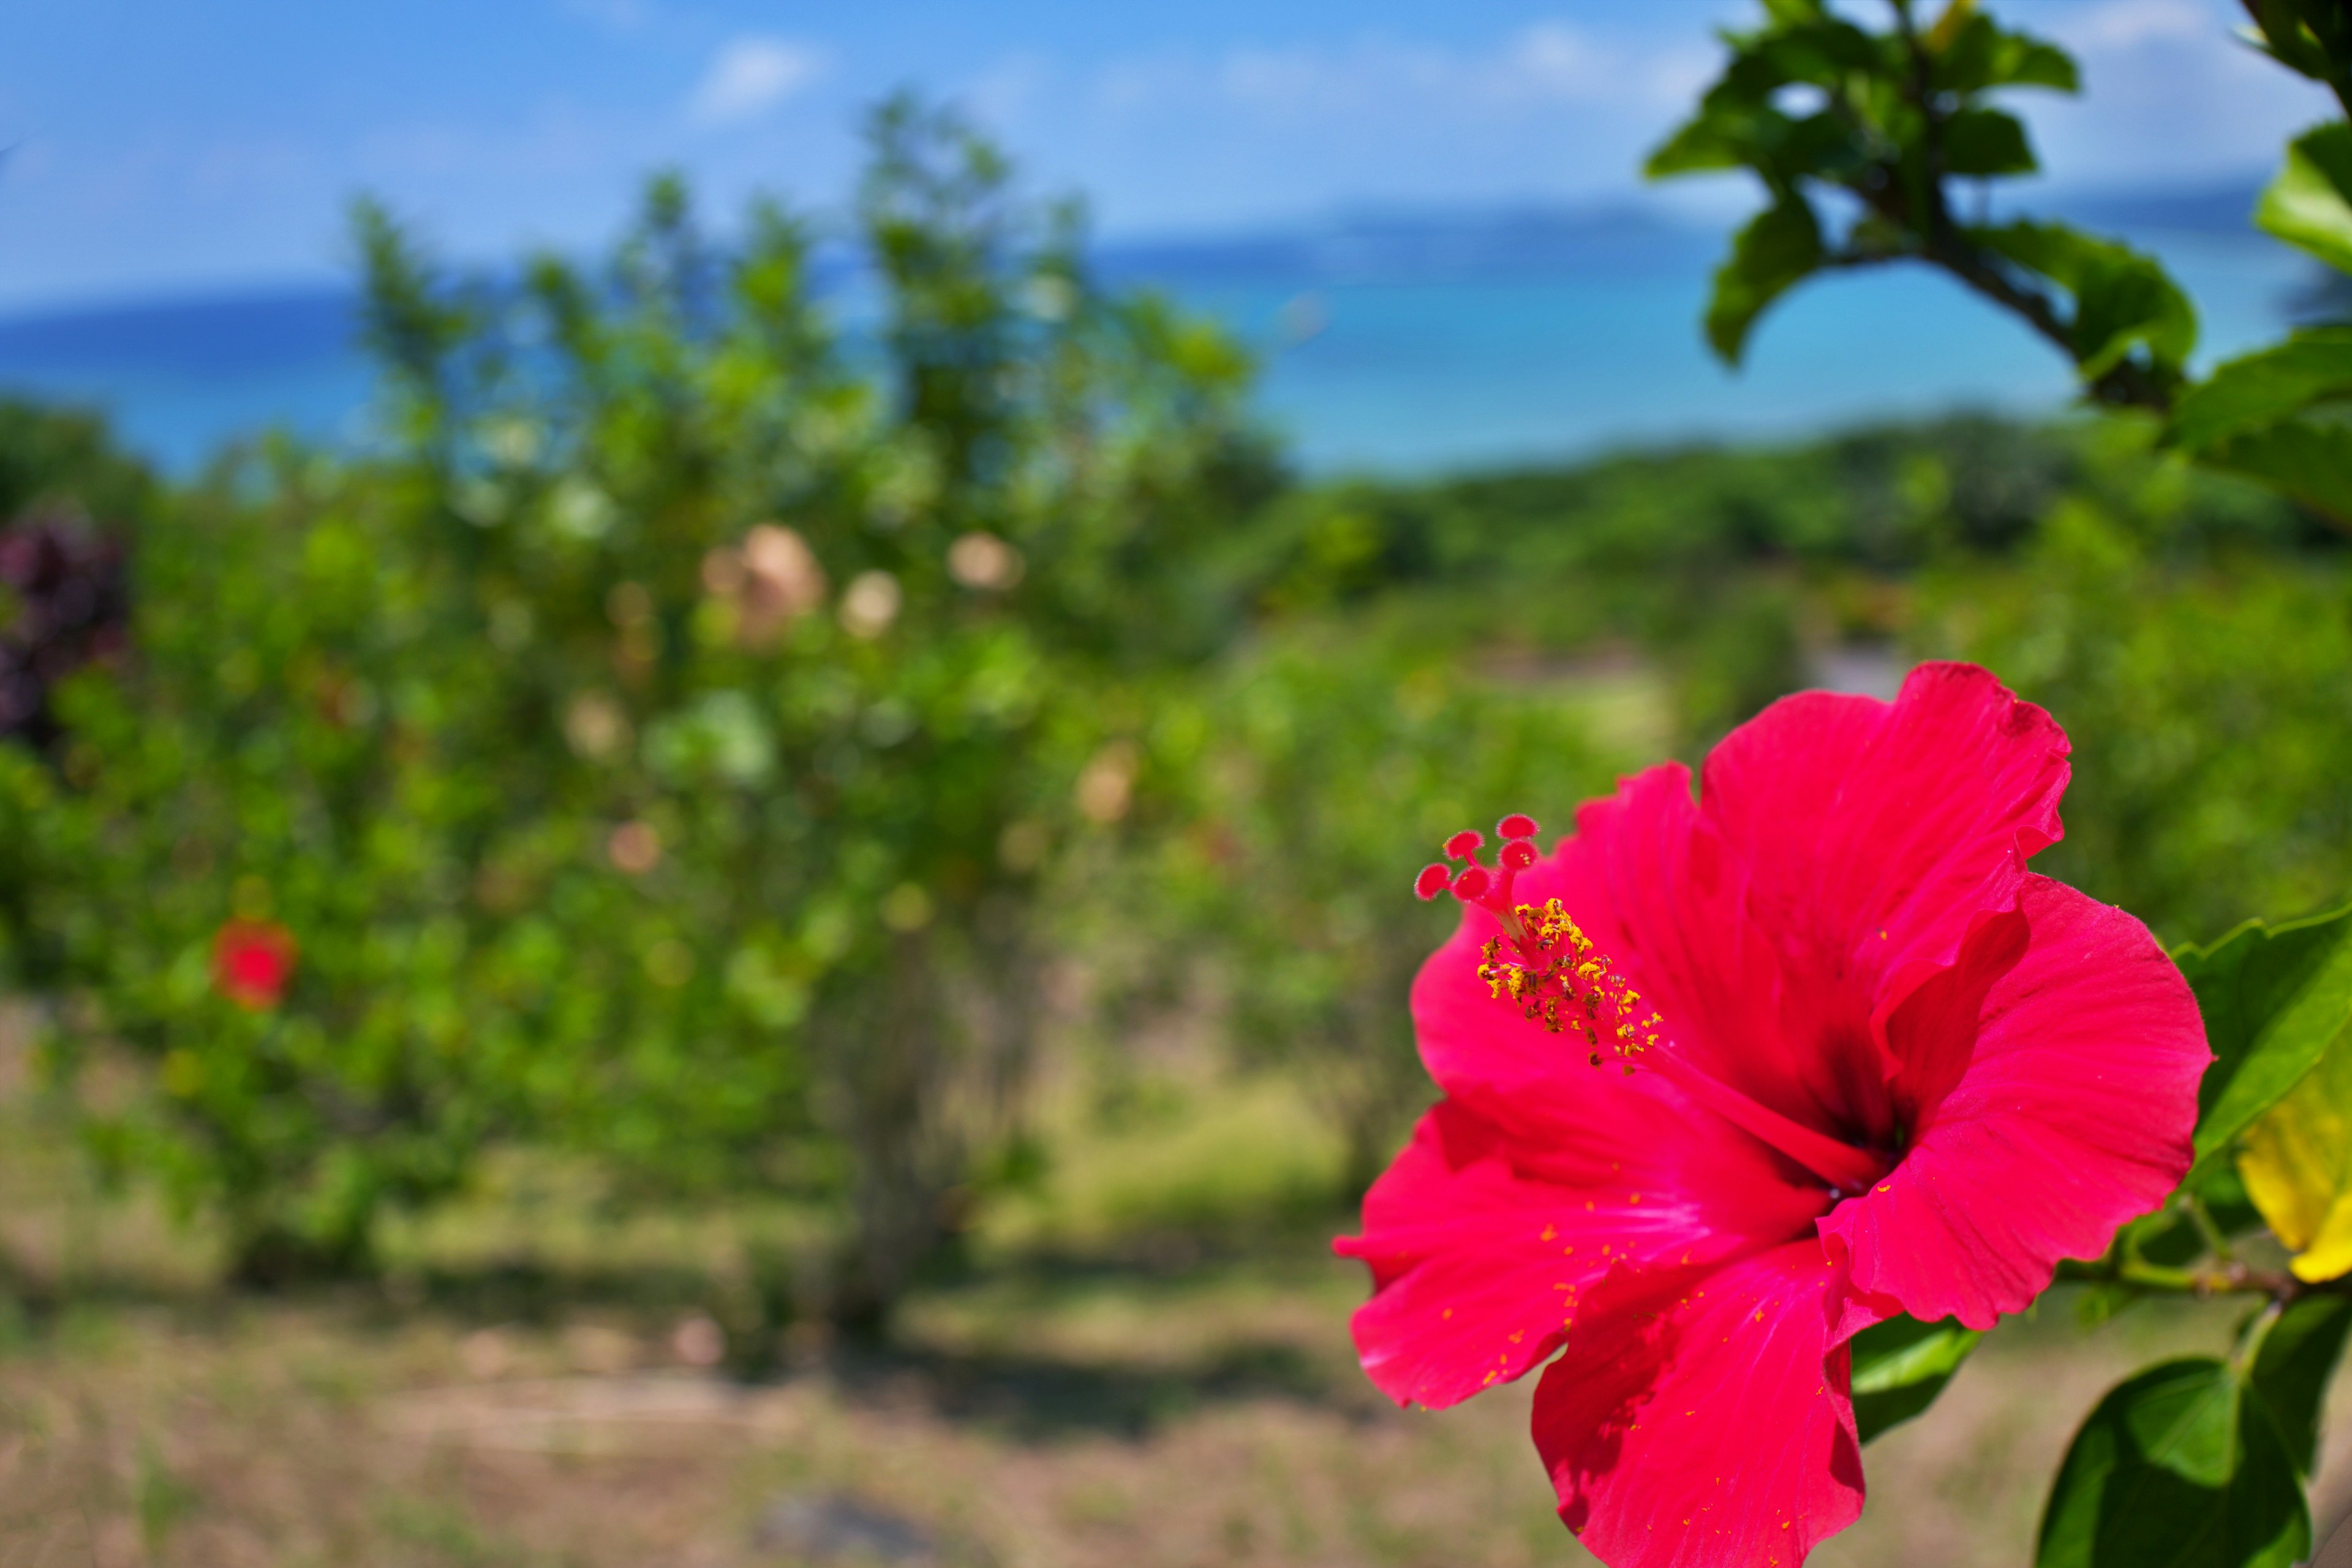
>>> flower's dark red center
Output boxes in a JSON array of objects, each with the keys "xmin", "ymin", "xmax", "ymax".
[{"xmin": 1419, "ymin": 818, "xmax": 1894, "ymax": 1196}]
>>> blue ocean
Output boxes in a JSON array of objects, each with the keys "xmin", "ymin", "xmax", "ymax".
[{"xmin": 0, "ymin": 191, "xmax": 2316, "ymax": 477}]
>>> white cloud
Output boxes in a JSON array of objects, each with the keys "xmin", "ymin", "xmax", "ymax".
[
  {"xmin": 2060, "ymin": 0, "xmax": 2212, "ymax": 50},
  {"xmin": 2028, "ymin": 0, "xmax": 2332, "ymax": 183},
  {"xmin": 1092, "ymin": 23, "xmax": 1697, "ymax": 122},
  {"xmin": 1509, "ymin": 22, "xmax": 1608, "ymax": 95},
  {"xmin": 686, "ymin": 36, "xmax": 826, "ymax": 128}
]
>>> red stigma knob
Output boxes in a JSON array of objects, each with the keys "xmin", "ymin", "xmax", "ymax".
[
  {"xmin": 1451, "ymin": 865, "xmax": 1493, "ymax": 902},
  {"xmin": 1499, "ymin": 839, "xmax": 1537, "ymax": 871},
  {"xmin": 1444, "ymin": 829, "xmax": 1486, "ymax": 861},
  {"xmin": 1414, "ymin": 864, "xmax": 1455, "ymax": 900},
  {"xmin": 1498, "ymin": 813, "xmax": 1539, "ymax": 841}
]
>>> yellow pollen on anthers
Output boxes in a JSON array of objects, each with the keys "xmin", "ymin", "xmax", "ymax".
[{"xmin": 1477, "ymin": 899, "xmax": 1664, "ymax": 1068}]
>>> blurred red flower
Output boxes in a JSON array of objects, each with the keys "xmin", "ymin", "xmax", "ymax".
[
  {"xmin": 213, "ymin": 919, "xmax": 297, "ymax": 1009},
  {"xmin": 1338, "ymin": 663, "xmax": 2208, "ymax": 1568}
]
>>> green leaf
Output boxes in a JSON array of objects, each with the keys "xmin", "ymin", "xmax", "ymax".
[
  {"xmin": 1972, "ymin": 221, "xmax": 2197, "ymax": 382},
  {"xmin": 2256, "ymin": 124, "xmax": 2352, "ymax": 276},
  {"xmin": 1933, "ymin": 12, "xmax": 2080, "ymax": 94},
  {"xmin": 2171, "ymin": 900, "xmax": 2352, "ymax": 1180},
  {"xmin": 1705, "ymin": 197, "xmax": 1823, "ymax": 365},
  {"xmin": 1646, "ymin": 110, "xmax": 1755, "ymax": 178},
  {"xmin": 1943, "ymin": 107, "xmax": 2038, "ymax": 177},
  {"xmin": 2239, "ymin": 0, "xmax": 2352, "ymax": 92},
  {"xmin": 2171, "ymin": 330, "xmax": 2352, "ymax": 453},
  {"xmin": 1849, "ymin": 1313, "xmax": 1982, "ymax": 1442},
  {"xmin": 2169, "ymin": 328, "xmax": 2352, "ymax": 524},
  {"xmin": 1740, "ymin": 20, "xmax": 1888, "ymax": 91},
  {"xmin": 2035, "ymin": 1357, "xmax": 2311, "ymax": 1567},
  {"xmin": 1645, "ymin": 104, "xmax": 1860, "ymax": 186},
  {"xmin": 2247, "ymin": 1294, "xmax": 2352, "ymax": 1476},
  {"xmin": 2190, "ymin": 417, "xmax": 2352, "ymax": 528}
]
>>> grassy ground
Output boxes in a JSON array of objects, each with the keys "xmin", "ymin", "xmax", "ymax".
[{"xmin": 3, "ymin": 1035, "xmax": 2346, "ymax": 1567}]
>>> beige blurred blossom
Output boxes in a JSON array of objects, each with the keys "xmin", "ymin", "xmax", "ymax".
[
  {"xmin": 671, "ymin": 1314, "xmax": 726, "ymax": 1368},
  {"xmin": 607, "ymin": 820, "xmax": 662, "ymax": 875},
  {"xmin": 839, "ymin": 570, "xmax": 903, "ymax": 639},
  {"xmin": 702, "ymin": 522, "xmax": 828, "ymax": 649},
  {"xmin": 947, "ymin": 530, "xmax": 1024, "ymax": 590},
  {"xmin": 564, "ymin": 691, "xmax": 631, "ymax": 762},
  {"xmin": 1076, "ymin": 739, "xmax": 1141, "ymax": 824}
]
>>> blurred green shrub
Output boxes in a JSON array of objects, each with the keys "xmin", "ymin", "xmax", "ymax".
[
  {"xmin": 0, "ymin": 447, "xmax": 518, "ymax": 1280},
  {"xmin": 0, "ymin": 398, "xmax": 158, "ymax": 528},
  {"xmin": 2, "ymin": 99, "xmax": 1276, "ymax": 1311},
  {"xmin": 1129, "ymin": 626, "xmax": 1628, "ymax": 1196},
  {"xmin": 1917, "ymin": 459, "xmax": 2352, "ymax": 943}
]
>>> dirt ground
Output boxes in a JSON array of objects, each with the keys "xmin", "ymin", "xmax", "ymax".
[
  {"xmin": 4, "ymin": 1246, "xmax": 2342, "ymax": 1568},
  {"xmin": 2, "ymin": 1019, "xmax": 2346, "ymax": 1568}
]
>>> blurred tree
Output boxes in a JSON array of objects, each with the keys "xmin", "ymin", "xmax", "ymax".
[
  {"xmin": 1133, "ymin": 627, "xmax": 1625, "ymax": 1197},
  {"xmin": 2, "ymin": 99, "xmax": 1276, "ymax": 1313},
  {"xmin": 1915, "ymin": 429, "xmax": 2352, "ymax": 940}
]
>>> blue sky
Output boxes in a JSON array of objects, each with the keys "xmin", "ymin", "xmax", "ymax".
[{"xmin": 0, "ymin": 0, "xmax": 2331, "ymax": 311}]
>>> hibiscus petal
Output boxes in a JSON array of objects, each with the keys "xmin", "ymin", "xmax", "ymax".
[
  {"xmin": 1419, "ymin": 764, "xmax": 1834, "ymax": 1139},
  {"xmin": 1533, "ymin": 1240, "xmax": 1868, "ymax": 1568},
  {"xmin": 1336, "ymin": 1094, "xmax": 1827, "ymax": 1410},
  {"xmin": 1700, "ymin": 663, "xmax": 2071, "ymax": 1132},
  {"xmin": 1818, "ymin": 876, "xmax": 2207, "ymax": 1331}
]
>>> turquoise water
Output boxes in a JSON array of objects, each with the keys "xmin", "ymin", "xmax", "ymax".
[
  {"xmin": 0, "ymin": 221, "xmax": 2313, "ymax": 477},
  {"xmin": 1207, "ymin": 232, "xmax": 2310, "ymax": 472}
]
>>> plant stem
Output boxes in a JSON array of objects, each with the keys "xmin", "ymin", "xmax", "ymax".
[{"xmin": 2185, "ymin": 1194, "xmax": 2236, "ymax": 1264}]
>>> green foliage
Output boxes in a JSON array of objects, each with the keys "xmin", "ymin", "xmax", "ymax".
[
  {"xmin": 1916, "ymin": 478, "xmax": 2352, "ymax": 941},
  {"xmin": 0, "ymin": 398, "xmax": 157, "ymax": 527},
  {"xmin": 9, "ymin": 451, "xmax": 516, "ymax": 1278},
  {"xmin": 1662, "ymin": 0, "xmax": 2352, "ymax": 532},
  {"xmin": 2239, "ymin": 0, "xmax": 2352, "ymax": 118},
  {"xmin": 1648, "ymin": 0, "xmax": 2194, "ymax": 408},
  {"xmin": 1849, "ymin": 1313, "xmax": 1982, "ymax": 1442},
  {"xmin": 2256, "ymin": 124, "xmax": 2352, "ymax": 276},
  {"xmin": 2037, "ymin": 1298, "xmax": 2352, "ymax": 1568},
  {"xmin": 6, "ymin": 100, "xmax": 1273, "ymax": 1310},
  {"xmin": 1134, "ymin": 627, "xmax": 1627, "ymax": 1193},
  {"xmin": 2156, "ymin": 126, "xmax": 2352, "ymax": 524},
  {"xmin": 1970, "ymin": 221, "xmax": 2196, "ymax": 385},
  {"xmin": 2171, "ymin": 901, "xmax": 2352, "ymax": 1181},
  {"xmin": 1707, "ymin": 198, "xmax": 1822, "ymax": 364}
]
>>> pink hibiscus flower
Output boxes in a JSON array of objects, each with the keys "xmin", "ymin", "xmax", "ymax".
[{"xmin": 1337, "ymin": 663, "xmax": 2207, "ymax": 1568}]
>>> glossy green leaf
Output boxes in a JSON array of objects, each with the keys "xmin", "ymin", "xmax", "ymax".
[
  {"xmin": 1849, "ymin": 1313, "xmax": 1982, "ymax": 1442},
  {"xmin": 2171, "ymin": 330, "xmax": 2352, "ymax": 452},
  {"xmin": 2256, "ymin": 124, "xmax": 2352, "ymax": 276},
  {"xmin": 1646, "ymin": 104, "xmax": 1861, "ymax": 187},
  {"xmin": 1705, "ymin": 197, "xmax": 1823, "ymax": 365},
  {"xmin": 1932, "ymin": 10, "xmax": 2079, "ymax": 93},
  {"xmin": 2191, "ymin": 418, "xmax": 2352, "ymax": 527},
  {"xmin": 1971, "ymin": 221, "xmax": 2197, "ymax": 381},
  {"xmin": 2168, "ymin": 328, "xmax": 2352, "ymax": 523},
  {"xmin": 2035, "ymin": 1357, "xmax": 2310, "ymax": 1568},
  {"xmin": 2239, "ymin": 0, "xmax": 2352, "ymax": 93},
  {"xmin": 1740, "ymin": 20, "xmax": 1887, "ymax": 91},
  {"xmin": 1943, "ymin": 107, "xmax": 2038, "ymax": 177},
  {"xmin": 2171, "ymin": 900, "xmax": 2352, "ymax": 1180},
  {"xmin": 2248, "ymin": 1294, "xmax": 2352, "ymax": 1477},
  {"xmin": 1645, "ymin": 110, "xmax": 1755, "ymax": 177}
]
